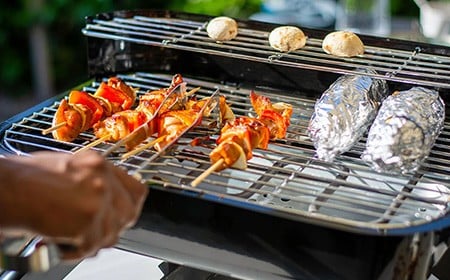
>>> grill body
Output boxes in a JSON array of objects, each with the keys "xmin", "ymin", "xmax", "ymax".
[
  {"xmin": 1, "ymin": 10, "xmax": 450, "ymax": 280},
  {"xmin": 121, "ymin": 187, "xmax": 434, "ymax": 280}
]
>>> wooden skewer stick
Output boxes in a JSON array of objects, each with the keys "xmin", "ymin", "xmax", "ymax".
[
  {"xmin": 121, "ymin": 135, "xmax": 166, "ymax": 160},
  {"xmin": 190, "ymin": 158, "xmax": 224, "ymax": 187},
  {"xmin": 186, "ymin": 87, "xmax": 201, "ymax": 96},
  {"xmin": 75, "ymin": 134, "xmax": 111, "ymax": 154},
  {"xmin": 42, "ymin": 122, "xmax": 66, "ymax": 135}
]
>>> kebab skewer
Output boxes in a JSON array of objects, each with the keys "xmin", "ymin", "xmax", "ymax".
[
  {"xmin": 121, "ymin": 106, "xmax": 204, "ymax": 159},
  {"xmin": 96, "ymin": 81, "xmax": 211, "ymax": 156},
  {"xmin": 122, "ymin": 89, "xmax": 221, "ymax": 164},
  {"xmin": 191, "ymin": 91, "xmax": 293, "ymax": 187},
  {"xmin": 120, "ymin": 92, "xmax": 232, "ymax": 159},
  {"xmin": 65, "ymin": 74, "xmax": 188, "ymax": 154},
  {"xmin": 91, "ymin": 83, "xmax": 185, "ymax": 153},
  {"xmin": 42, "ymin": 77, "xmax": 138, "ymax": 142}
]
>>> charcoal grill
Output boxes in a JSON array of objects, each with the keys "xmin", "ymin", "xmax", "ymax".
[{"xmin": 1, "ymin": 10, "xmax": 450, "ymax": 280}]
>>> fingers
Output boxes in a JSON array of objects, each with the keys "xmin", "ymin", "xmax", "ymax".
[
  {"xmin": 108, "ymin": 164, "xmax": 148, "ymax": 228},
  {"xmin": 33, "ymin": 150, "xmax": 148, "ymax": 261},
  {"xmin": 71, "ymin": 150, "xmax": 147, "ymax": 231},
  {"xmin": 57, "ymin": 243, "xmax": 90, "ymax": 261},
  {"xmin": 78, "ymin": 152, "xmax": 147, "ymax": 252},
  {"xmin": 112, "ymin": 164, "xmax": 148, "ymax": 205}
]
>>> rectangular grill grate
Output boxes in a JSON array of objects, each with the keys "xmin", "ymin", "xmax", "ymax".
[
  {"xmin": 3, "ymin": 72, "xmax": 450, "ymax": 234},
  {"xmin": 82, "ymin": 14, "xmax": 450, "ymax": 89}
]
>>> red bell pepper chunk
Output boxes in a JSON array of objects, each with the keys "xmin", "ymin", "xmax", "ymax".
[{"xmin": 68, "ymin": 90, "xmax": 104, "ymax": 125}]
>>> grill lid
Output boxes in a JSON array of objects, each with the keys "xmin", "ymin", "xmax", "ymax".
[{"xmin": 2, "ymin": 72, "xmax": 450, "ymax": 235}]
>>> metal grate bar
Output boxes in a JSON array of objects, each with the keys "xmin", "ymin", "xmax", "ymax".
[{"xmin": 82, "ymin": 15, "xmax": 450, "ymax": 89}]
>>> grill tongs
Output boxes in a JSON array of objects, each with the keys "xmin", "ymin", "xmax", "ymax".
[
  {"xmin": 0, "ymin": 232, "xmax": 59, "ymax": 273},
  {"xmin": 0, "ymin": 87, "xmax": 220, "ymax": 274}
]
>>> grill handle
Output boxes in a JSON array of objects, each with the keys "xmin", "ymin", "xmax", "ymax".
[{"xmin": 0, "ymin": 235, "xmax": 60, "ymax": 273}]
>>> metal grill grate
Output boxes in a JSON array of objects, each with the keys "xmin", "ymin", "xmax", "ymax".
[
  {"xmin": 3, "ymin": 73, "xmax": 450, "ymax": 234},
  {"xmin": 82, "ymin": 15, "xmax": 450, "ymax": 89}
]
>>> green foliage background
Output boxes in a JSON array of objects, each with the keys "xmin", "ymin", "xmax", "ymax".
[{"xmin": 0, "ymin": 0, "xmax": 417, "ymax": 98}]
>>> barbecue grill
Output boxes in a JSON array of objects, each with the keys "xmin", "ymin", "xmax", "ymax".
[{"xmin": 1, "ymin": 10, "xmax": 450, "ymax": 280}]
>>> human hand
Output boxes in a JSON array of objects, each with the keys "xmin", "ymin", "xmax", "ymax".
[{"xmin": 1, "ymin": 150, "xmax": 148, "ymax": 260}]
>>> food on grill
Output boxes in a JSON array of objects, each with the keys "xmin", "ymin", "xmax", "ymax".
[
  {"xmin": 322, "ymin": 30, "xmax": 364, "ymax": 57},
  {"xmin": 121, "ymin": 92, "xmax": 230, "ymax": 159},
  {"xmin": 210, "ymin": 116, "xmax": 270, "ymax": 171},
  {"xmin": 268, "ymin": 26, "xmax": 307, "ymax": 52},
  {"xmin": 250, "ymin": 91, "xmax": 292, "ymax": 139},
  {"xmin": 212, "ymin": 91, "xmax": 292, "ymax": 170},
  {"xmin": 362, "ymin": 87, "xmax": 445, "ymax": 174},
  {"xmin": 68, "ymin": 90, "xmax": 105, "ymax": 125},
  {"xmin": 185, "ymin": 95, "xmax": 235, "ymax": 126},
  {"xmin": 94, "ymin": 76, "xmax": 138, "ymax": 113},
  {"xmin": 45, "ymin": 77, "xmax": 138, "ymax": 142},
  {"xmin": 51, "ymin": 98, "xmax": 91, "ymax": 142},
  {"xmin": 308, "ymin": 69, "xmax": 388, "ymax": 162},
  {"xmin": 93, "ymin": 74, "xmax": 187, "ymax": 150},
  {"xmin": 191, "ymin": 91, "xmax": 292, "ymax": 187},
  {"xmin": 94, "ymin": 85, "xmax": 232, "ymax": 156},
  {"xmin": 153, "ymin": 108, "xmax": 204, "ymax": 152},
  {"xmin": 93, "ymin": 109, "xmax": 151, "ymax": 144},
  {"xmin": 206, "ymin": 16, "xmax": 238, "ymax": 41}
]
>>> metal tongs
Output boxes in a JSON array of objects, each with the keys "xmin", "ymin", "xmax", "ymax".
[{"xmin": 0, "ymin": 233, "xmax": 60, "ymax": 273}]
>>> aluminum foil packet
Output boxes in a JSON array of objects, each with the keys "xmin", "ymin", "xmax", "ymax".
[
  {"xmin": 362, "ymin": 87, "xmax": 445, "ymax": 174},
  {"xmin": 308, "ymin": 69, "xmax": 388, "ymax": 162}
]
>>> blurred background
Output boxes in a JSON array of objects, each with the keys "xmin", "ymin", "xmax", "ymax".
[{"xmin": 0, "ymin": 0, "xmax": 438, "ymax": 121}]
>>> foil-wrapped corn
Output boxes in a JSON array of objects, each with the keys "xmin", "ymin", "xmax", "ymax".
[
  {"xmin": 362, "ymin": 87, "xmax": 445, "ymax": 174},
  {"xmin": 308, "ymin": 70, "xmax": 388, "ymax": 161}
]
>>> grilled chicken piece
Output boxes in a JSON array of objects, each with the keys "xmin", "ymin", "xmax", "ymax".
[
  {"xmin": 136, "ymin": 89, "xmax": 176, "ymax": 117},
  {"xmin": 94, "ymin": 77, "xmax": 137, "ymax": 112},
  {"xmin": 186, "ymin": 95, "xmax": 235, "ymax": 125},
  {"xmin": 93, "ymin": 110, "xmax": 149, "ymax": 142},
  {"xmin": 218, "ymin": 117, "xmax": 270, "ymax": 159},
  {"xmin": 154, "ymin": 109, "xmax": 201, "ymax": 151},
  {"xmin": 52, "ymin": 99, "xmax": 93, "ymax": 142},
  {"xmin": 153, "ymin": 94, "xmax": 232, "ymax": 152},
  {"xmin": 210, "ymin": 141, "xmax": 247, "ymax": 170},
  {"xmin": 210, "ymin": 117, "xmax": 270, "ymax": 171},
  {"xmin": 250, "ymin": 91, "xmax": 293, "ymax": 139},
  {"xmin": 107, "ymin": 77, "xmax": 137, "ymax": 103}
]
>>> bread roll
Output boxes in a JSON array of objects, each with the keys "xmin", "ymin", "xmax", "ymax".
[
  {"xmin": 322, "ymin": 31, "xmax": 364, "ymax": 57},
  {"xmin": 269, "ymin": 26, "xmax": 307, "ymax": 52},
  {"xmin": 206, "ymin": 16, "xmax": 238, "ymax": 42}
]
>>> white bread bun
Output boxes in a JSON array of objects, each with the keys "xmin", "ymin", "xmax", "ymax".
[
  {"xmin": 269, "ymin": 26, "xmax": 307, "ymax": 52},
  {"xmin": 206, "ymin": 16, "xmax": 238, "ymax": 42},
  {"xmin": 322, "ymin": 31, "xmax": 364, "ymax": 57}
]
